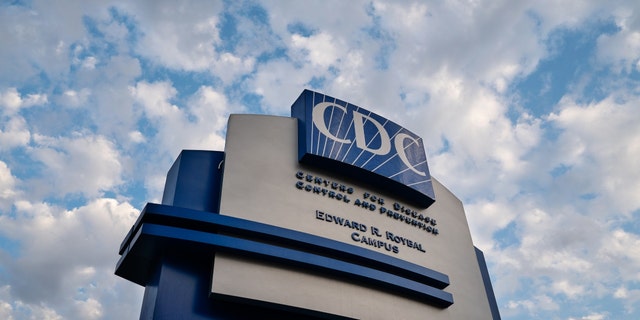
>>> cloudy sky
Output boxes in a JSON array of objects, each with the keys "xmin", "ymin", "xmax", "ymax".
[{"xmin": 1, "ymin": 0, "xmax": 639, "ymax": 319}]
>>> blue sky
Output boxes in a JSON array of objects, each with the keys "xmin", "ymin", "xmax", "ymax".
[{"xmin": 1, "ymin": 1, "xmax": 639, "ymax": 319}]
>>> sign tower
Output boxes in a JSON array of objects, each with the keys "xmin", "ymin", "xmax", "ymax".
[{"xmin": 115, "ymin": 90, "xmax": 501, "ymax": 319}]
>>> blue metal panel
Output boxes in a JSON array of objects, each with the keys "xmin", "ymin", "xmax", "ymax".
[
  {"xmin": 139, "ymin": 253, "xmax": 215, "ymax": 320},
  {"xmin": 475, "ymin": 247, "xmax": 501, "ymax": 320},
  {"xmin": 118, "ymin": 203, "xmax": 450, "ymax": 290},
  {"xmin": 118, "ymin": 220, "xmax": 454, "ymax": 308},
  {"xmin": 116, "ymin": 202, "xmax": 455, "ymax": 310},
  {"xmin": 161, "ymin": 150, "xmax": 225, "ymax": 213},
  {"xmin": 291, "ymin": 90, "xmax": 435, "ymax": 208}
]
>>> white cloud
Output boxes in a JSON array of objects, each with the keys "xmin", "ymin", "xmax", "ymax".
[
  {"xmin": 74, "ymin": 298, "xmax": 103, "ymax": 320},
  {"xmin": 81, "ymin": 56, "xmax": 98, "ymax": 70},
  {"xmin": 13, "ymin": 301, "xmax": 62, "ymax": 320},
  {"xmin": 249, "ymin": 59, "xmax": 320, "ymax": 114},
  {"xmin": 474, "ymin": 89, "xmax": 640, "ymax": 311},
  {"xmin": 127, "ymin": 131, "xmax": 145, "ymax": 144},
  {"xmin": 290, "ymin": 32, "xmax": 341, "ymax": 68},
  {"xmin": 552, "ymin": 280, "xmax": 585, "ymax": 298},
  {"xmin": 0, "ymin": 300, "xmax": 12, "ymax": 320},
  {"xmin": 57, "ymin": 89, "xmax": 91, "ymax": 108},
  {"xmin": 0, "ymin": 88, "xmax": 48, "ymax": 115},
  {"xmin": 614, "ymin": 286, "xmax": 640, "ymax": 313},
  {"xmin": 130, "ymin": 81, "xmax": 235, "ymax": 200},
  {"xmin": 529, "ymin": 0, "xmax": 610, "ymax": 34},
  {"xmin": 264, "ymin": 0, "xmax": 370, "ymax": 40},
  {"xmin": 130, "ymin": 81, "xmax": 180, "ymax": 118},
  {"xmin": 68, "ymin": 54, "xmax": 141, "ymax": 141},
  {"xmin": 598, "ymin": 29, "xmax": 640, "ymax": 73},
  {"xmin": 327, "ymin": 51, "xmax": 367, "ymax": 94},
  {"xmin": 0, "ymin": 116, "xmax": 30, "ymax": 148},
  {"xmin": 0, "ymin": 198, "xmax": 142, "ymax": 319},
  {"xmin": 465, "ymin": 200, "xmax": 517, "ymax": 251},
  {"xmin": 374, "ymin": 1, "xmax": 545, "ymax": 89},
  {"xmin": 0, "ymin": 1, "xmax": 116, "ymax": 85},
  {"xmin": 0, "ymin": 88, "xmax": 22, "ymax": 112},
  {"xmin": 549, "ymin": 93, "xmax": 640, "ymax": 214},
  {"xmin": 125, "ymin": 1, "xmax": 256, "ymax": 84},
  {"xmin": 130, "ymin": 81, "xmax": 231, "ymax": 153},
  {"xmin": 211, "ymin": 52, "xmax": 256, "ymax": 84},
  {"xmin": 598, "ymin": 229, "xmax": 640, "ymax": 281},
  {"xmin": 136, "ymin": 14, "xmax": 219, "ymax": 71},
  {"xmin": 127, "ymin": 0, "xmax": 260, "ymax": 83},
  {"xmin": 422, "ymin": 74, "xmax": 542, "ymax": 205},
  {"xmin": 596, "ymin": 4, "xmax": 640, "ymax": 72},
  {"xmin": 0, "ymin": 161, "xmax": 18, "ymax": 210},
  {"xmin": 568, "ymin": 312, "xmax": 608, "ymax": 320},
  {"xmin": 29, "ymin": 134, "xmax": 123, "ymax": 198},
  {"xmin": 188, "ymin": 85, "xmax": 236, "ymax": 134},
  {"xmin": 505, "ymin": 294, "xmax": 559, "ymax": 313}
]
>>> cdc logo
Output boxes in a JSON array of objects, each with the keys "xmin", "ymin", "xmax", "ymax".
[{"xmin": 291, "ymin": 90, "xmax": 436, "ymax": 208}]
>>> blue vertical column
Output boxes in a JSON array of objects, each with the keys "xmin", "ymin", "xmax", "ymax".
[
  {"xmin": 138, "ymin": 150, "xmax": 224, "ymax": 319},
  {"xmin": 162, "ymin": 150, "xmax": 225, "ymax": 213},
  {"xmin": 475, "ymin": 247, "xmax": 501, "ymax": 320}
]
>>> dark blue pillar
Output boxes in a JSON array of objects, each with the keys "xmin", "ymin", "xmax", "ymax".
[
  {"xmin": 475, "ymin": 247, "xmax": 501, "ymax": 320},
  {"xmin": 139, "ymin": 150, "xmax": 223, "ymax": 319},
  {"xmin": 162, "ymin": 150, "xmax": 224, "ymax": 213},
  {"xmin": 140, "ymin": 250, "xmax": 216, "ymax": 319}
]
